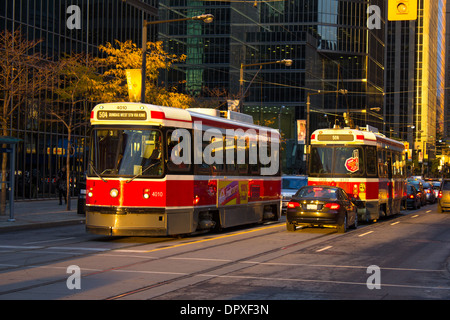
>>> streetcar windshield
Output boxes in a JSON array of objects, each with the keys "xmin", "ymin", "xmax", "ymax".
[
  {"xmin": 310, "ymin": 146, "xmax": 365, "ymax": 176},
  {"xmin": 89, "ymin": 128, "xmax": 163, "ymax": 177}
]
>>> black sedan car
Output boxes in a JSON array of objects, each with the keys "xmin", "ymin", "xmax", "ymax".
[
  {"xmin": 406, "ymin": 183, "xmax": 421, "ymax": 210},
  {"xmin": 286, "ymin": 185, "xmax": 357, "ymax": 233},
  {"xmin": 422, "ymin": 182, "xmax": 436, "ymax": 204},
  {"xmin": 407, "ymin": 179, "xmax": 427, "ymax": 206}
]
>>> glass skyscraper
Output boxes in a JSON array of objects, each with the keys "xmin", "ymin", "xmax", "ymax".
[
  {"xmin": 1, "ymin": 0, "xmax": 398, "ymax": 196},
  {"xmin": 0, "ymin": 0, "xmax": 156, "ymax": 199},
  {"xmin": 385, "ymin": 0, "xmax": 446, "ymax": 166},
  {"xmin": 159, "ymin": 0, "xmax": 386, "ymax": 173}
]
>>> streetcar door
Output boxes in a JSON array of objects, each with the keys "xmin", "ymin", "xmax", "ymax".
[{"xmin": 387, "ymin": 155, "xmax": 393, "ymax": 215}]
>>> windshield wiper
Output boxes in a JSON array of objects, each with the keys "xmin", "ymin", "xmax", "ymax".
[
  {"xmin": 126, "ymin": 162, "xmax": 160, "ymax": 183},
  {"xmin": 89, "ymin": 160, "xmax": 107, "ymax": 183}
]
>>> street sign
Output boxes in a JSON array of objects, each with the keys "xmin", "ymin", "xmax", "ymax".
[{"xmin": 388, "ymin": 0, "xmax": 417, "ymax": 21}]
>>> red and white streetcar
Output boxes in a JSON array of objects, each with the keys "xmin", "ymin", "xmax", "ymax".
[
  {"xmin": 86, "ymin": 102, "xmax": 281, "ymax": 236},
  {"xmin": 308, "ymin": 125, "xmax": 407, "ymax": 222}
]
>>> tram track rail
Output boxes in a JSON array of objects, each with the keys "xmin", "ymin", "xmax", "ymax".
[{"xmin": 103, "ymin": 230, "xmax": 333, "ymax": 300}]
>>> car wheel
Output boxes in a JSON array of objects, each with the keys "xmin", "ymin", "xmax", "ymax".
[
  {"xmin": 337, "ymin": 215, "xmax": 347, "ymax": 233},
  {"xmin": 351, "ymin": 213, "xmax": 358, "ymax": 229},
  {"xmin": 286, "ymin": 222, "xmax": 296, "ymax": 232}
]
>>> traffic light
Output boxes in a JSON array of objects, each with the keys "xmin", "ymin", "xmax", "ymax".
[{"xmin": 388, "ymin": 0, "xmax": 417, "ymax": 21}]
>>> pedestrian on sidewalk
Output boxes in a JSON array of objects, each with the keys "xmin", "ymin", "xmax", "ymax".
[{"xmin": 56, "ymin": 167, "xmax": 67, "ymax": 205}]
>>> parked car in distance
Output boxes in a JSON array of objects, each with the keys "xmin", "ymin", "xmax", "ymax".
[
  {"xmin": 422, "ymin": 181, "xmax": 436, "ymax": 204},
  {"xmin": 438, "ymin": 179, "xmax": 450, "ymax": 213},
  {"xmin": 281, "ymin": 175, "xmax": 308, "ymax": 213},
  {"xmin": 286, "ymin": 185, "xmax": 357, "ymax": 233},
  {"xmin": 431, "ymin": 181, "xmax": 441, "ymax": 199},
  {"xmin": 406, "ymin": 183, "xmax": 421, "ymax": 210},
  {"xmin": 407, "ymin": 179, "xmax": 426, "ymax": 206}
]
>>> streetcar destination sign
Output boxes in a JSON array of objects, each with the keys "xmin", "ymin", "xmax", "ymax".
[
  {"xmin": 317, "ymin": 134, "xmax": 354, "ymax": 141},
  {"xmin": 97, "ymin": 110, "xmax": 147, "ymax": 120}
]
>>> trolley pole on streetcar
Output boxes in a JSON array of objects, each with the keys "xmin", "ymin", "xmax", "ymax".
[
  {"xmin": 305, "ymin": 89, "xmax": 348, "ymax": 174},
  {"xmin": 239, "ymin": 59, "xmax": 292, "ymax": 113}
]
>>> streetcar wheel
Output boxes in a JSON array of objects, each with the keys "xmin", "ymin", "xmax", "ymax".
[
  {"xmin": 211, "ymin": 211, "xmax": 223, "ymax": 233},
  {"xmin": 286, "ymin": 222, "xmax": 296, "ymax": 232}
]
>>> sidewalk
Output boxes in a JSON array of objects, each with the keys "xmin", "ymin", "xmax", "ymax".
[{"xmin": 0, "ymin": 198, "xmax": 85, "ymax": 233}]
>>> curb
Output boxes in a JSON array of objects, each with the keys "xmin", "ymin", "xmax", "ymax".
[{"xmin": 0, "ymin": 217, "xmax": 85, "ymax": 234}]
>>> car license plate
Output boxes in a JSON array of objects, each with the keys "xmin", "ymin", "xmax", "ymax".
[{"xmin": 307, "ymin": 204, "xmax": 317, "ymax": 210}]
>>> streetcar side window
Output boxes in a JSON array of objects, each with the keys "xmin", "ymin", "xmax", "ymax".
[
  {"xmin": 195, "ymin": 133, "xmax": 225, "ymax": 176},
  {"xmin": 195, "ymin": 137, "xmax": 210, "ymax": 175},
  {"xmin": 392, "ymin": 152, "xmax": 402, "ymax": 177},
  {"xmin": 366, "ymin": 146, "xmax": 377, "ymax": 176},
  {"xmin": 249, "ymin": 139, "xmax": 259, "ymax": 175},
  {"xmin": 378, "ymin": 150, "xmax": 388, "ymax": 177},
  {"xmin": 212, "ymin": 135, "xmax": 225, "ymax": 175},
  {"xmin": 237, "ymin": 137, "xmax": 249, "ymax": 175},
  {"xmin": 225, "ymin": 135, "xmax": 236, "ymax": 174},
  {"xmin": 166, "ymin": 130, "xmax": 191, "ymax": 173}
]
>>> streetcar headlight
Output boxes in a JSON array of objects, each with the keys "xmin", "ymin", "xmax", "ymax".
[
  {"xmin": 110, "ymin": 188, "xmax": 119, "ymax": 198},
  {"xmin": 87, "ymin": 191, "xmax": 93, "ymax": 197}
]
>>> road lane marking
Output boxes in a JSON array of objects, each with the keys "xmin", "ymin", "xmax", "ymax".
[
  {"xmin": 0, "ymin": 245, "xmax": 42, "ymax": 250},
  {"xmin": 239, "ymin": 261, "xmax": 444, "ymax": 272},
  {"xmin": 0, "ymin": 224, "xmax": 284, "ymax": 255},
  {"xmin": 358, "ymin": 231, "xmax": 374, "ymax": 237},
  {"xmin": 24, "ymin": 237, "xmax": 76, "ymax": 245},
  {"xmin": 315, "ymin": 246, "xmax": 332, "ymax": 252},
  {"xmin": 390, "ymin": 222, "xmax": 400, "ymax": 226},
  {"xmin": 426, "ymin": 210, "xmax": 431, "ymax": 213},
  {"xmin": 411, "ymin": 215, "xmax": 419, "ymax": 218},
  {"xmin": 2, "ymin": 260, "xmax": 443, "ymax": 274},
  {"xmin": 0, "ymin": 245, "xmax": 108, "ymax": 252},
  {"xmin": 144, "ymin": 223, "xmax": 284, "ymax": 253},
  {"xmin": 168, "ymin": 257, "xmax": 232, "ymax": 262},
  {"xmin": 194, "ymin": 274, "xmax": 450, "ymax": 291},
  {"xmin": 48, "ymin": 246, "xmax": 109, "ymax": 251}
]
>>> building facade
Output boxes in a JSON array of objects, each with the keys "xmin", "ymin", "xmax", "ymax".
[
  {"xmin": 385, "ymin": 0, "xmax": 446, "ymax": 169},
  {"xmin": 159, "ymin": 0, "xmax": 386, "ymax": 174},
  {"xmin": 0, "ymin": 0, "xmax": 156, "ymax": 199}
]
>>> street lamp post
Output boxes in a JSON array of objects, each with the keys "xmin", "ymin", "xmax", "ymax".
[
  {"xmin": 140, "ymin": 14, "xmax": 214, "ymax": 103},
  {"xmin": 239, "ymin": 59, "xmax": 292, "ymax": 112}
]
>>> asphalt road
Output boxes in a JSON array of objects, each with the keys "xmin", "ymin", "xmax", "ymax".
[{"xmin": 0, "ymin": 203, "xmax": 449, "ymax": 305}]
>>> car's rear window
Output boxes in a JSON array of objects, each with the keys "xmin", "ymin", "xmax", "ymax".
[{"xmin": 296, "ymin": 187, "xmax": 338, "ymax": 200}]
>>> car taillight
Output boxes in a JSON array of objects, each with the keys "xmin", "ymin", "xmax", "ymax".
[
  {"xmin": 425, "ymin": 189, "xmax": 430, "ymax": 194},
  {"xmin": 439, "ymin": 191, "xmax": 443, "ymax": 198},
  {"xmin": 409, "ymin": 194, "xmax": 414, "ymax": 199},
  {"xmin": 287, "ymin": 202, "xmax": 300, "ymax": 209},
  {"xmin": 325, "ymin": 203, "xmax": 340, "ymax": 210}
]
